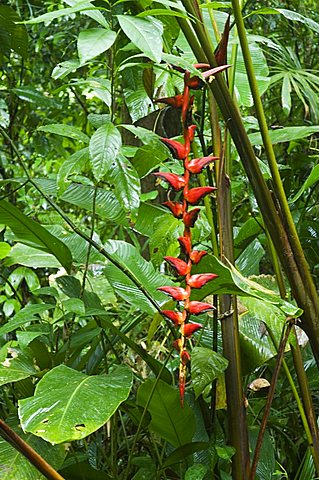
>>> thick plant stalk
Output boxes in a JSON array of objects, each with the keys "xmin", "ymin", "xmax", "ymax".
[
  {"xmin": 0, "ymin": 420, "xmax": 64, "ymax": 480},
  {"xmin": 176, "ymin": 3, "xmax": 319, "ymax": 367}
]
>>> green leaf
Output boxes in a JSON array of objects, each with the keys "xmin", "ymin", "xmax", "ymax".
[
  {"xmin": 57, "ymin": 147, "xmax": 89, "ymax": 195},
  {"xmin": 185, "ymin": 464, "xmax": 208, "ymax": 480},
  {"xmin": 38, "ymin": 124, "xmax": 89, "ymax": 143},
  {"xmin": 0, "ymin": 343, "xmax": 39, "ymax": 386},
  {"xmin": 0, "ymin": 6, "xmax": 28, "ymax": 59},
  {"xmin": 12, "ymin": 87, "xmax": 60, "ymax": 108},
  {"xmin": 191, "ymin": 347, "xmax": 228, "ymax": 398},
  {"xmin": 0, "ymin": 417, "xmax": 65, "ymax": 480},
  {"xmin": 249, "ymin": 125, "xmax": 319, "ymax": 146},
  {"xmin": 51, "ymin": 59, "xmax": 80, "ymax": 80},
  {"xmin": 162, "ymin": 443, "xmax": 209, "ymax": 468},
  {"xmin": 89, "ymin": 122, "xmax": 122, "ymax": 181},
  {"xmin": 23, "ymin": 1, "xmax": 102, "ymax": 25},
  {"xmin": 64, "ymin": 0, "xmax": 109, "ymax": 28},
  {"xmin": 109, "ymin": 153, "xmax": 141, "ymax": 216},
  {"xmin": 249, "ymin": 427, "xmax": 275, "ymax": 480},
  {"xmin": 290, "ymin": 164, "xmax": 319, "ymax": 203},
  {"xmin": 281, "ymin": 74, "xmax": 292, "ymax": 115},
  {"xmin": 192, "ymin": 255, "xmax": 302, "ymax": 317},
  {"xmin": 137, "ymin": 379, "xmax": 195, "ymax": 447},
  {"xmin": 117, "ymin": 15, "xmax": 163, "ymax": 62},
  {"xmin": 19, "ymin": 364, "xmax": 133, "ymax": 444},
  {"xmin": 0, "ymin": 304, "xmax": 55, "ymax": 336},
  {"xmin": 77, "ymin": 28, "xmax": 116, "ymax": 64},
  {"xmin": 0, "ymin": 241, "xmax": 11, "ymax": 259},
  {"xmin": 103, "ymin": 240, "xmax": 171, "ymax": 314},
  {"xmin": 0, "ymin": 199, "xmax": 72, "ymax": 272}
]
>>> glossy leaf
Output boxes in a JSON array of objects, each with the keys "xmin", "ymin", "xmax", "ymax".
[
  {"xmin": 117, "ymin": 15, "xmax": 163, "ymax": 63},
  {"xmin": 108, "ymin": 153, "xmax": 141, "ymax": 216},
  {"xmin": 0, "ymin": 343, "xmax": 39, "ymax": 386},
  {"xmin": 77, "ymin": 28, "xmax": 116, "ymax": 64},
  {"xmin": 19, "ymin": 365, "xmax": 133, "ymax": 444},
  {"xmin": 57, "ymin": 147, "xmax": 89, "ymax": 195},
  {"xmin": 137, "ymin": 379, "xmax": 195, "ymax": 447},
  {"xmin": 23, "ymin": 2, "xmax": 103, "ymax": 25},
  {"xmin": 0, "ymin": 242, "xmax": 11, "ymax": 259},
  {"xmin": 191, "ymin": 347, "xmax": 228, "ymax": 398},
  {"xmin": 290, "ymin": 164, "xmax": 319, "ymax": 203},
  {"xmin": 249, "ymin": 125, "xmax": 319, "ymax": 146},
  {"xmin": 12, "ymin": 87, "xmax": 60, "ymax": 108},
  {"xmin": 38, "ymin": 124, "xmax": 89, "ymax": 143},
  {"xmin": 0, "ymin": 199, "xmax": 72, "ymax": 272},
  {"xmin": 0, "ymin": 304, "xmax": 55, "ymax": 336},
  {"xmin": 89, "ymin": 122, "xmax": 122, "ymax": 181}
]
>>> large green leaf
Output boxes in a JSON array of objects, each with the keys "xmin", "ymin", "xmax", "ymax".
[
  {"xmin": 0, "ymin": 304, "xmax": 55, "ymax": 337},
  {"xmin": 89, "ymin": 122, "xmax": 122, "ymax": 181},
  {"xmin": 0, "ymin": 343, "xmax": 39, "ymax": 386},
  {"xmin": 191, "ymin": 255, "xmax": 302, "ymax": 317},
  {"xmin": 64, "ymin": 0, "xmax": 109, "ymax": 28},
  {"xmin": 12, "ymin": 87, "xmax": 60, "ymax": 109},
  {"xmin": 19, "ymin": 365, "xmax": 133, "ymax": 444},
  {"xmin": 38, "ymin": 124, "xmax": 89, "ymax": 143},
  {"xmin": 137, "ymin": 379, "xmax": 195, "ymax": 447},
  {"xmin": 57, "ymin": 147, "xmax": 89, "ymax": 195},
  {"xmin": 249, "ymin": 126, "xmax": 319, "ymax": 146},
  {"xmin": 117, "ymin": 15, "xmax": 163, "ymax": 63},
  {"xmin": 191, "ymin": 347, "xmax": 228, "ymax": 398},
  {"xmin": 103, "ymin": 240, "xmax": 171, "ymax": 314},
  {"xmin": 23, "ymin": 1, "xmax": 102, "ymax": 25},
  {"xmin": 0, "ymin": 418, "xmax": 65, "ymax": 480},
  {"xmin": 0, "ymin": 199, "xmax": 72, "ymax": 272},
  {"xmin": 77, "ymin": 28, "xmax": 116, "ymax": 64},
  {"xmin": 290, "ymin": 164, "xmax": 319, "ymax": 203},
  {"xmin": 0, "ymin": 6, "xmax": 28, "ymax": 59}
]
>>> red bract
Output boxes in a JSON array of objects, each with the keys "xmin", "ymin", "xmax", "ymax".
[
  {"xmin": 162, "ymin": 310, "xmax": 185, "ymax": 325},
  {"xmin": 155, "ymin": 94, "xmax": 184, "ymax": 108},
  {"xmin": 187, "ymin": 76, "xmax": 205, "ymax": 90},
  {"xmin": 183, "ymin": 209, "xmax": 201, "ymax": 228},
  {"xmin": 181, "ymin": 349, "xmax": 191, "ymax": 365},
  {"xmin": 153, "ymin": 172, "xmax": 185, "ymax": 191},
  {"xmin": 173, "ymin": 338, "xmax": 183, "ymax": 351},
  {"xmin": 187, "ymin": 125, "xmax": 197, "ymax": 142},
  {"xmin": 164, "ymin": 256, "xmax": 190, "ymax": 276},
  {"xmin": 201, "ymin": 64, "xmax": 231, "ymax": 79},
  {"xmin": 178, "ymin": 236, "xmax": 192, "ymax": 255},
  {"xmin": 181, "ymin": 322, "xmax": 203, "ymax": 337},
  {"xmin": 188, "ymin": 301, "xmax": 215, "ymax": 314},
  {"xmin": 163, "ymin": 201, "xmax": 184, "ymax": 218},
  {"xmin": 158, "ymin": 286, "xmax": 189, "ymax": 301},
  {"xmin": 185, "ymin": 187, "xmax": 216, "ymax": 205},
  {"xmin": 190, "ymin": 250, "xmax": 207, "ymax": 264},
  {"xmin": 193, "ymin": 63, "xmax": 210, "ymax": 69},
  {"xmin": 187, "ymin": 156, "xmax": 218, "ymax": 174},
  {"xmin": 160, "ymin": 138, "xmax": 187, "ymax": 160},
  {"xmin": 188, "ymin": 273, "xmax": 218, "ymax": 288}
]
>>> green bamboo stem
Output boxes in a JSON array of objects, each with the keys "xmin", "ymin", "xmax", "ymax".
[
  {"xmin": 0, "ymin": 420, "xmax": 64, "ymax": 480},
  {"xmin": 176, "ymin": 4, "xmax": 319, "ymax": 367}
]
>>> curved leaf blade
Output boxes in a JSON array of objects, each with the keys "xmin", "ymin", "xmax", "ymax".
[{"xmin": 89, "ymin": 122, "xmax": 122, "ymax": 181}]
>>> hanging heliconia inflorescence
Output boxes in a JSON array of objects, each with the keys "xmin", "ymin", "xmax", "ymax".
[{"xmin": 154, "ymin": 63, "xmax": 230, "ymax": 406}]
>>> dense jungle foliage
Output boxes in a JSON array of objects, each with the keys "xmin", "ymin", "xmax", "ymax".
[{"xmin": 0, "ymin": 0, "xmax": 319, "ymax": 479}]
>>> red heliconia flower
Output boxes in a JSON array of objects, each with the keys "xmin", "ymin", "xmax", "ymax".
[
  {"xmin": 186, "ymin": 156, "xmax": 218, "ymax": 174},
  {"xmin": 188, "ymin": 301, "xmax": 215, "ymax": 315},
  {"xmin": 185, "ymin": 186, "xmax": 216, "ymax": 205},
  {"xmin": 181, "ymin": 322, "xmax": 203, "ymax": 337},
  {"xmin": 188, "ymin": 273, "xmax": 218, "ymax": 288},
  {"xmin": 178, "ymin": 236, "xmax": 192, "ymax": 255},
  {"xmin": 153, "ymin": 172, "xmax": 185, "ymax": 191},
  {"xmin": 186, "ymin": 76, "xmax": 205, "ymax": 90},
  {"xmin": 162, "ymin": 201, "xmax": 184, "ymax": 219},
  {"xmin": 183, "ymin": 208, "xmax": 201, "ymax": 228},
  {"xmin": 187, "ymin": 125, "xmax": 197, "ymax": 142},
  {"xmin": 201, "ymin": 64, "xmax": 231, "ymax": 79},
  {"xmin": 154, "ymin": 94, "xmax": 184, "ymax": 108},
  {"xmin": 157, "ymin": 286, "xmax": 189, "ymax": 301},
  {"xmin": 214, "ymin": 15, "xmax": 230, "ymax": 66},
  {"xmin": 181, "ymin": 349, "xmax": 191, "ymax": 365},
  {"xmin": 179, "ymin": 367, "xmax": 186, "ymax": 407},
  {"xmin": 160, "ymin": 138, "xmax": 187, "ymax": 160},
  {"xmin": 164, "ymin": 256, "xmax": 190, "ymax": 276},
  {"xmin": 173, "ymin": 338, "xmax": 183, "ymax": 351},
  {"xmin": 162, "ymin": 310, "xmax": 185, "ymax": 325},
  {"xmin": 190, "ymin": 250, "xmax": 207, "ymax": 264}
]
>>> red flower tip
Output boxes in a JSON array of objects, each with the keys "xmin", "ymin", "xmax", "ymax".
[
  {"xmin": 181, "ymin": 349, "xmax": 191, "ymax": 365},
  {"xmin": 181, "ymin": 322, "xmax": 203, "ymax": 337},
  {"xmin": 164, "ymin": 256, "xmax": 191, "ymax": 276},
  {"xmin": 160, "ymin": 138, "xmax": 187, "ymax": 160},
  {"xmin": 201, "ymin": 64, "xmax": 231, "ymax": 80},
  {"xmin": 187, "ymin": 125, "xmax": 197, "ymax": 142},
  {"xmin": 162, "ymin": 310, "xmax": 185, "ymax": 325},
  {"xmin": 157, "ymin": 286, "xmax": 189, "ymax": 301},
  {"xmin": 188, "ymin": 301, "xmax": 215, "ymax": 315},
  {"xmin": 186, "ymin": 156, "xmax": 219, "ymax": 174},
  {"xmin": 185, "ymin": 186, "xmax": 216, "ymax": 205},
  {"xmin": 187, "ymin": 273, "xmax": 218, "ymax": 288},
  {"xmin": 186, "ymin": 76, "xmax": 205, "ymax": 90},
  {"xmin": 193, "ymin": 63, "xmax": 211, "ymax": 69},
  {"xmin": 154, "ymin": 94, "xmax": 184, "ymax": 108},
  {"xmin": 178, "ymin": 236, "xmax": 192, "ymax": 255},
  {"xmin": 190, "ymin": 250, "xmax": 207, "ymax": 264},
  {"xmin": 162, "ymin": 201, "xmax": 184, "ymax": 218},
  {"xmin": 183, "ymin": 208, "xmax": 201, "ymax": 228},
  {"xmin": 153, "ymin": 172, "xmax": 185, "ymax": 191},
  {"xmin": 173, "ymin": 338, "xmax": 183, "ymax": 352}
]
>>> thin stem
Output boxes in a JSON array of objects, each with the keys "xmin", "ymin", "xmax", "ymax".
[{"xmin": 0, "ymin": 419, "xmax": 65, "ymax": 480}]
